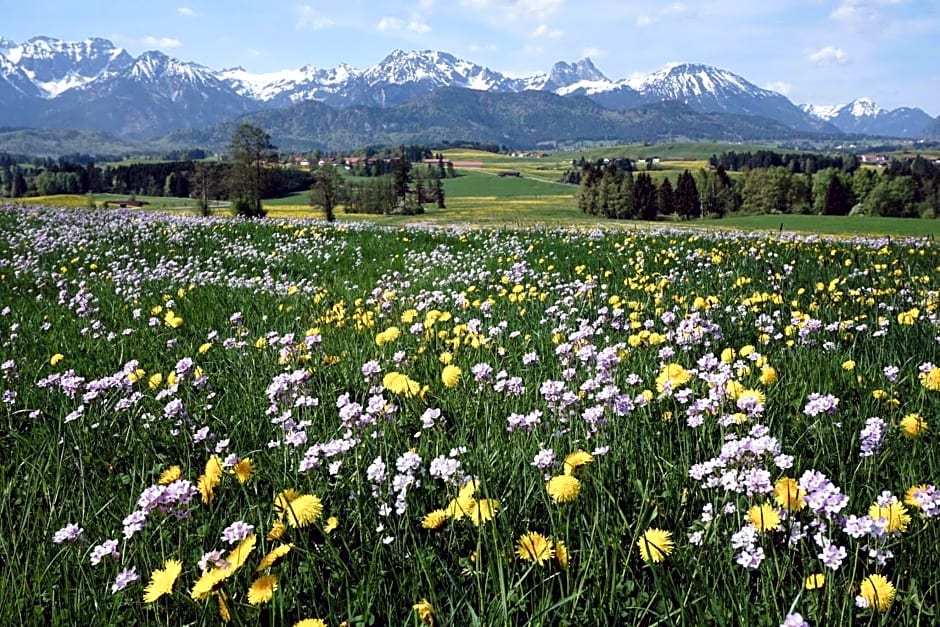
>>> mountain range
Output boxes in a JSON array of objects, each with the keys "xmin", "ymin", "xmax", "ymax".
[{"xmin": 0, "ymin": 35, "xmax": 937, "ymax": 152}]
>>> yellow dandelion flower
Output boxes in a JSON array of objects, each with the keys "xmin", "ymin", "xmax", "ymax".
[
  {"xmin": 546, "ymin": 475, "xmax": 581, "ymax": 503},
  {"xmin": 294, "ymin": 620, "xmax": 327, "ymax": 627},
  {"xmin": 563, "ymin": 450, "xmax": 594, "ymax": 476},
  {"xmin": 470, "ymin": 499, "xmax": 499, "ymax": 526},
  {"xmin": 228, "ymin": 534, "xmax": 257, "ymax": 570},
  {"xmin": 636, "ymin": 528, "xmax": 674, "ymax": 564},
  {"xmin": 412, "ymin": 598, "xmax": 435, "ymax": 625},
  {"xmin": 158, "ymin": 465, "xmax": 182, "ymax": 485},
  {"xmin": 382, "ymin": 371, "xmax": 422, "ymax": 397},
  {"xmin": 841, "ymin": 360, "xmax": 856, "ymax": 371},
  {"xmin": 737, "ymin": 388, "xmax": 766, "ymax": 406},
  {"xmin": 515, "ymin": 532, "xmax": 554, "ymax": 565},
  {"xmin": 324, "ymin": 516, "xmax": 339, "ymax": 534},
  {"xmin": 804, "ymin": 573, "xmax": 826, "ymax": 590},
  {"xmin": 868, "ymin": 501, "xmax": 911, "ymax": 533},
  {"xmin": 747, "ymin": 503, "xmax": 781, "ymax": 532},
  {"xmin": 127, "ymin": 368, "xmax": 146, "ymax": 383},
  {"xmin": 268, "ymin": 519, "xmax": 287, "ymax": 541},
  {"xmin": 166, "ymin": 370, "xmax": 177, "ymax": 387},
  {"xmin": 422, "ymin": 510, "xmax": 448, "ymax": 530},
  {"xmin": 205, "ymin": 455, "xmax": 224, "ymax": 482},
  {"xmin": 280, "ymin": 493, "xmax": 324, "ymax": 528},
  {"xmin": 164, "ymin": 310, "xmax": 183, "ymax": 329},
  {"xmin": 143, "ymin": 559, "xmax": 182, "ymax": 603},
  {"xmin": 148, "ymin": 372, "xmax": 163, "ymax": 389},
  {"xmin": 458, "ymin": 478, "xmax": 478, "ymax": 499},
  {"xmin": 921, "ymin": 366, "xmax": 940, "ymax": 391},
  {"xmin": 441, "ymin": 364, "xmax": 461, "ymax": 388},
  {"xmin": 50, "ymin": 353, "xmax": 64, "ymax": 366},
  {"xmin": 858, "ymin": 573, "xmax": 895, "ymax": 611},
  {"xmin": 198, "ymin": 474, "xmax": 217, "ymax": 504},
  {"xmin": 900, "ymin": 413, "xmax": 927, "ymax": 438},
  {"xmin": 445, "ymin": 495, "xmax": 476, "ymax": 520},
  {"xmin": 192, "ymin": 567, "xmax": 229, "ymax": 601},
  {"xmin": 198, "ymin": 342, "xmax": 213, "ymax": 354},
  {"xmin": 247, "ymin": 574, "xmax": 277, "ymax": 605},
  {"xmin": 774, "ymin": 477, "xmax": 806, "ymax": 512},
  {"xmin": 438, "ymin": 351, "xmax": 453, "ymax": 365},
  {"xmin": 759, "ymin": 366, "xmax": 777, "ymax": 386},
  {"xmin": 554, "ymin": 540, "xmax": 569, "ymax": 570},
  {"xmin": 897, "ymin": 308, "xmax": 920, "ymax": 325},
  {"xmin": 904, "ymin": 484, "xmax": 930, "ymax": 509},
  {"xmin": 375, "ymin": 326, "xmax": 400, "ymax": 346},
  {"xmin": 720, "ymin": 348, "xmax": 737, "ymax": 363},
  {"xmin": 256, "ymin": 544, "xmax": 292, "ymax": 571},
  {"xmin": 216, "ymin": 591, "xmax": 231, "ymax": 622},
  {"xmin": 232, "ymin": 458, "xmax": 254, "ymax": 484},
  {"xmin": 724, "ymin": 379, "xmax": 745, "ymax": 401},
  {"xmin": 655, "ymin": 363, "xmax": 691, "ymax": 393}
]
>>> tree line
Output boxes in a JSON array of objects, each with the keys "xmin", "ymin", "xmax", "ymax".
[
  {"xmin": 577, "ymin": 156, "xmax": 940, "ymax": 221},
  {"xmin": 311, "ymin": 149, "xmax": 446, "ymax": 222}
]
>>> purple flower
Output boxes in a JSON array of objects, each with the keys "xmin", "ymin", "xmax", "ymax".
[
  {"xmin": 803, "ymin": 393, "xmax": 839, "ymax": 417},
  {"xmin": 780, "ymin": 613, "xmax": 810, "ymax": 627},
  {"xmin": 221, "ymin": 520, "xmax": 255, "ymax": 544},
  {"xmin": 90, "ymin": 539, "xmax": 120, "ymax": 565},
  {"xmin": 53, "ymin": 523, "xmax": 84, "ymax": 544},
  {"xmin": 818, "ymin": 543, "xmax": 847, "ymax": 571},
  {"xmin": 111, "ymin": 566, "xmax": 139, "ymax": 593},
  {"xmin": 735, "ymin": 545, "xmax": 765, "ymax": 569},
  {"xmin": 858, "ymin": 417, "xmax": 886, "ymax": 458},
  {"xmin": 531, "ymin": 448, "xmax": 555, "ymax": 471}
]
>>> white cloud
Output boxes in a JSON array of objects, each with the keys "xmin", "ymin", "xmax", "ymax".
[
  {"xmin": 376, "ymin": 15, "xmax": 432, "ymax": 33},
  {"xmin": 831, "ymin": 0, "xmax": 912, "ymax": 28},
  {"xmin": 142, "ymin": 36, "xmax": 182, "ymax": 48},
  {"xmin": 409, "ymin": 17, "xmax": 432, "ymax": 33},
  {"xmin": 459, "ymin": 0, "xmax": 563, "ymax": 20},
  {"xmin": 296, "ymin": 5, "xmax": 335, "ymax": 30},
  {"xmin": 808, "ymin": 45, "xmax": 848, "ymax": 64},
  {"xmin": 531, "ymin": 24, "xmax": 564, "ymax": 38},
  {"xmin": 581, "ymin": 47, "xmax": 606, "ymax": 59},
  {"xmin": 764, "ymin": 81, "xmax": 792, "ymax": 95},
  {"xmin": 176, "ymin": 7, "xmax": 197, "ymax": 17},
  {"xmin": 376, "ymin": 16, "xmax": 405, "ymax": 32},
  {"xmin": 637, "ymin": 2, "xmax": 689, "ymax": 27}
]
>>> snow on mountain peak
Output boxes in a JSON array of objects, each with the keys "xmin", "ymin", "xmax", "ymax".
[
  {"xmin": 848, "ymin": 97, "xmax": 883, "ymax": 118},
  {"xmin": 800, "ymin": 103, "xmax": 844, "ymax": 120}
]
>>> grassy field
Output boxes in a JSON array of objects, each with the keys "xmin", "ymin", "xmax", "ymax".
[
  {"xmin": 708, "ymin": 214, "xmax": 940, "ymax": 238},
  {"xmin": 2, "ymin": 204, "xmax": 939, "ymax": 626}
]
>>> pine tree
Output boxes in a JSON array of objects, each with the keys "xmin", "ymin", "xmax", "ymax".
[
  {"xmin": 634, "ymin": 172, "xmax": 658, "ymax": 221},
  {"xmin": 675, "ymin": 170, "xmax": 700, "ymax": 220},
  {"xmin": 658, "ymin": 177, "xmax": 675, "ymax": 217}
]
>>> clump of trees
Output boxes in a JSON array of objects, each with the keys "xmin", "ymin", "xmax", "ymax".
[
  {"xmin": 311, "ymin": 147, "xmax": 447, "ymax": 219},
  {"xmin": 576, "ymin": 150, "xmax": 940, "ymax": 222}
]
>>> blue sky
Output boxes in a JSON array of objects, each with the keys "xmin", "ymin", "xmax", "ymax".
[{"xmin": 5, "ymin": 0, "xmax": 938, "ymax": 114}]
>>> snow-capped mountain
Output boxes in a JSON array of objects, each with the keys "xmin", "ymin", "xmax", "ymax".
[
  {"xmin": 800, "ymin": 98, "xmax": 934, "ymax": 138},
  {"xmin": 624, "ymin": 63, "xmax": 832, "ymax": 133},
  {"xmin": 34, "ymin": 49, "xmax": 254, "ymax": 137},
  {"xmin": 221, "ymin": 63, "xmax": 360, "ymax": 106},
  {"xmin": 0, "ymin": 35, "xmax": 933, "ymax": 141},
  {"xmin": 4, "ymin": 36, "xmax": 133, "ymax": 97}
]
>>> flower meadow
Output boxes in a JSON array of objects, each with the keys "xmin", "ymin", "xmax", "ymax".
[{"xmin": 2, "ymin": 204, "xmax": 939, "ymax": 626}]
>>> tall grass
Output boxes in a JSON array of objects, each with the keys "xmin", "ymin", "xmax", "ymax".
[{"xmin": 1, "ymin": 205, "xmax": 938, "ymax": 626}]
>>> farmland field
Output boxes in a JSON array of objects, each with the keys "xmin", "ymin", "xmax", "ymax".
[{"xmin": 1, "ymin": 204, "xmax": 939, "ymax": 626}]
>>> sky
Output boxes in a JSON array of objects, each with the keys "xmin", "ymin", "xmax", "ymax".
[{"xmin": 4, "ymin": 0, "xmax": 939, "ymax": 115}]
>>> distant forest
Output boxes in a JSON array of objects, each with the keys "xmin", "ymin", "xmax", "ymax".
[{"xmin": 573, "ymin": 150, "xmax": 940, "ymax": 220}]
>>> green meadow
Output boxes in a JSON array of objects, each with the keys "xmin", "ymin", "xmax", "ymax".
[{"xmin": 1, "ymin": 200, "xmax": 939, "ymax": 626}]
